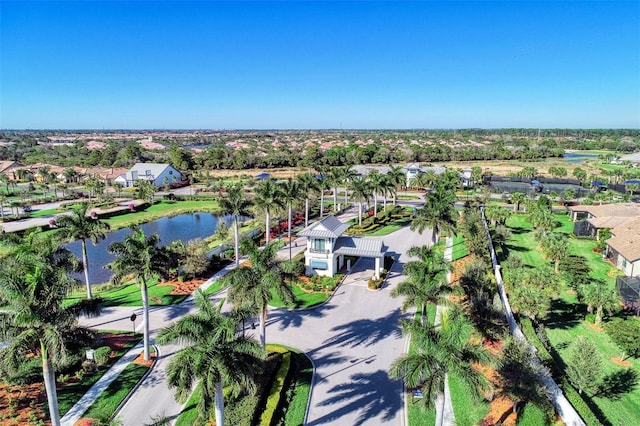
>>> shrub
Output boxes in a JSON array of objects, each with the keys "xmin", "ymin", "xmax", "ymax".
[
  {"xmin": 93, "ymin": 346, "xmax": 111, "ymax": 367},
  {"xmin": 367, "ymin": 277, "xmax": 383, "ymax": 290},
  {"xmin": 259, "ymin": 353, "xmax": 292, "ymax": 426},
  {"xmin": 605, "ymin": 317, "xmax": 640, "ymax": 360}
]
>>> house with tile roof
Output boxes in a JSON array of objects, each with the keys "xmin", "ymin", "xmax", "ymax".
[
  {"xmin": 298, "ymin": 215, "xmax": 385, "ymax": 278},
  {"xmin": 569, "ymin": 203, "xmax": 640, "ymax": 276}
]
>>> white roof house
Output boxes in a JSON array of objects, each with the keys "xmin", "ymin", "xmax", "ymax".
[
  {"xmin": 299, "ymin": 215, "xmax": 385, "ymax": 278},
  {"xmin": 114, "ymin": 163, "xmax": 183, "ymax": 188}
]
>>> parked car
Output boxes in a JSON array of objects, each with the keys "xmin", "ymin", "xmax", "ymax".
[{"xmin": 23, "ymin": 205, "xmax": 32, "ymax": 212}]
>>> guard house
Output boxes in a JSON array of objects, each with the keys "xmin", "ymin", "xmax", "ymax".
[{"xmin": 299, "ymin": 215, "xmax": 385, "ymax": 279}]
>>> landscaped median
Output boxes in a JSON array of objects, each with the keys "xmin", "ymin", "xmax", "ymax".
[{"xmin": 174, "ymin": 345, "xmax": 312, "ymax": 426}]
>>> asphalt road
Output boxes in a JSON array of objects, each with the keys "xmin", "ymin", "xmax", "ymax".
[{"xmin": 77, "ymin": 205, "xmax": 432, "ymax": 425}]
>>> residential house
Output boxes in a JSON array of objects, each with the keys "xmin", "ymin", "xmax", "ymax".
[
  {"xmin": 114, "ymin": 163, "xmax": 184, "ymax": 188},
  {"xmin": 299, "ymin": 215, "xmax": 385, "ymax": 279},
  {"xmin": 605, "ymin": 216, "xmax": 640, "ymax": 277}
]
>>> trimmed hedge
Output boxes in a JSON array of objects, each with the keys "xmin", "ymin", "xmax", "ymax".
[
  {"xmin": 93, "ymin": 346, "xmax": 111, "ymax": 367},
  {"xmin": 519, "ymin": 318, "xmax": 607, "ymax": 426},
  {"xmin": 260, "ymin": 352, "xmax": 292, "ymax": 426}
]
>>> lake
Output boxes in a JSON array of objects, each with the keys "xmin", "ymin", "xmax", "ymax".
[
  {"xmin": 563, "ymin": 152, "xmax": 599, "ymax": 164},
  {"xmin": 66, "ymin": 212, "xmax": 236, "ymax": 285}
]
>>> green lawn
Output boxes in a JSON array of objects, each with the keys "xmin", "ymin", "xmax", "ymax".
[
  {"xmin": 504, "ymin": 212, "xmax": 640, "ymax": 426},
  {"xmin": 451, "ymin": 235, "xmax": 468, "ymax": 261},
  {"xmin": 269, "ymin": 283, "xmax": 331, "ymax": 309},
  {"xmin": 448, "ymin": 372, "xmax": 490, "ymax": 426},
  {"xmin": 82, "ymin": 363, "xmax": 150, "ymax": 421},
  {"xmin": 66, "ymin": 277, "xmax": 187, "ymax": 307}
]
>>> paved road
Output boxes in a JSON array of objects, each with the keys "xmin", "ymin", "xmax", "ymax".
[{"xmin": 76, "ymin": 204, "xmax": 431, "ymax": 425}]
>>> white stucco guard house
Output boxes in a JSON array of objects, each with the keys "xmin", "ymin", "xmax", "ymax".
[{"xmin": 299, "ymin": 215, "xmax": 385, "ymax": 279}]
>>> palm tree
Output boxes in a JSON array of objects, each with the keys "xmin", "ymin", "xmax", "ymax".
[
  {"xmin": 379, "ymin": 173, "xmax": 396, "ymax": 211},
  {"xmin": 350, "ymin": 178, "xmax": 371, "ymax": 226},
  {"xmin": 390, "ymin": 309, "xmax": 490, "ymax": 410},
  {"xmin": 327, "ymin": 167, "xmax": 343, "ymax": 213},
  {"xmin": 226, "ymin": 239, "xmax": 293, "ymax": 348},
  {"xmin": 108, "ymin": 227, "xmax": 169, "ymax": 360},
  {"xmin": 253, "ymin": 179, "xmax": 285, "ymax": 244},
  {"xmin": 510, "ymin": 192, "xmax": 526, "ymax": 212},
  {"xmin": 297, "ymin": 172, "xmax": 320, "ymax": 228},
  {"xmin": 391, "ymin": 245, "xmax": 451, "ymax": 323},
  {"xmin": 156, "ymin": 290, "xmax": 265, "ymax": 426},
  {"xmin": 0, "ymin": 173, "xmax": 10, "ymax": 194},
  {"xmin": 0, "ymin": 239, "xmax": 93, "ymax": 426},
  {"xmin": 539, "ymin": 232, "xmax": 569, "ymax": 273},
  {"xmin": 411, "ymin": 182, "xmax": 458, "ymax": 244},
  {"xmin": 280, "ymin": 178, "xmax": 302, "ymax": 261},
  {"xmin": 340, "ymin": 165, "xmax": 358, "ymax": 206},
  {"xmin": 386, "ymin": 165, "xmax": 405, "ymax": 205},
  {"xmin": 55, "ymin": 204, "xmax": 111, "ymax": 300},
  {"xmin": 218, "ymin": 184, "xmax": 252, "ymax": 267},
  {"xmin": 367, "ymin": 170, "xmax": 385, "ymax": 216},
  {"xmin": 578, "ymin": 280, "xmax": 620, "ymax": 325}
]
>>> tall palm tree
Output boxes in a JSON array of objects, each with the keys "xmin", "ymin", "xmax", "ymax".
[
  {"xmin": 55, "ymin": 204, "xmax": 111, "ymax": 300},
  {"xmin": 226, "ymin": 239, "xmax": 293, "ymax": 348},
  {"xmin": 350, "ymin": 178, "xmax": 371, "ymax": 226},
  {"xmin": 387, "ymin": 165, "xmax": 406, "ymax": 205},
  {"xmin": 340, "ymin": 165, "xmax": 358, "ymax": 206},
  {"xmin": 280, "ymin": 178, "xmax": 302, "ymax": 261},
  {"xmin": 218, "ymin": 184, "xmax": 252, "ymax": 267},
  {"xmin": 411, "ymin": 189, "xmax": 458, "ymax": 244},
  {"xmin": 0, "ymin": 239, "xmax": 93, "ymax": 426},
  {"xmin": 367, "ymin": 170, "xmax": 385, "ymax": 216},
  {"xmin": 157, "ymin": 290, "xmax": 265, "ymax": 426},
  {"xmin": 253, "ymin": 179, "xmax": 285, "ymax": 244},
  {"xmin": 379, "ymin": 173, "xmax": 396, "ymax": 211},
  {"xmin": 391, "ymin": 245, "xmax": 451, "ymax": 323},
  {"xmin": 108, "ymin": 227, "xmax": 169, "ymax": 360},
  {"xmin": 390, "ymin": 309, "xmax": 490, "ymax": 410},
  {"xmin": 327, "ymin": 168, "xmax": 343, "ymax": 213},
  {"xmin": 297, "ymin": 172, "xmax": 320, "ymax": 228}
]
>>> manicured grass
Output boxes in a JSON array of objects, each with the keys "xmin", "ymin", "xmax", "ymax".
[
  {"xmin": 366, "ymin": 217, "xmax": 412, "ymax": 236},
  {"xmin": 269, "ymin": 284, "xmax": 330, "ymax": 309},
  {"xmin": 504, "ymin": 212, "xmax": 640, "ymax": 426},
  {"xmin": 516, "ymin": 403, "xmax": 555, "ymax": 426},
  {"xmin": 407, "ymin": 400, "xmax": 436, "ymax": 426},
  {"xmin": 28, "ymin": 208, "xmax": 58, "ymax": 217},
  {"xmin": 103, "ymin": 200, "xmax": 221, "ymax": 230},
  {"xmin": 448, "ymin": 372, "xmax": 490, "ymax": 426},
  {"xmin": 66, "ymin": 277, "xmax": 187, "ymax": 307},
  {"xmin": 82, "ymin": 363, "xmax": 149, "ymax": 420},
  {"xmin": 283, "ymin": 348, "xmax": 313, "ymax": 426},
  {"xmin": 451, "ymin": 235, "xmax": 468, "ymax": 261}
]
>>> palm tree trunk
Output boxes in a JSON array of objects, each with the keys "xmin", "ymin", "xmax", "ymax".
[
  {"xmin": 320, "ymin": 190, "xmax": 324, "ymax": 219},
  {"xmin": 41, "ymin": 342, "xmax": 61, "ymax": 426},
  {"xmin": 288, "ymin": 206, "xmax": 292, "ymax": 261},
  {"xmin": 259, "ymin": 305, "xmax": 267, "ymax": 348},
  {"xmin": 265, "ymin": 209, "xmax": 271, "ymax": 244},
  {"xmin": 234, "ymin": 216, "xmax": 240, "ymax": 267},
  {"xmin": 305, "ymin": 198, "xmax": 309, "ymax": 228},
  {"xmin": 333, "ymin": 186, "xmax": 338, "ymax": 212},
  {"xmin": 214, "ymin": 381, "xmax": 225, "ymax": 426},
  {"xmin": 358, "ymin": 202, "xmax": 363, "ymax": 226},
  {"xmin": 373, "ymin": 193, "xmax": 378, "ymax": 216},
  {"xmin": 141, "ymin": 280, "xmax": 151, "ymax": 361},
  {"xmin": 81, "ymin": 240, "xmax": 93, "ymax": 300},
  {"xmin": 595, "ymin": 305, "xmax": 603, "ymax": 325}
]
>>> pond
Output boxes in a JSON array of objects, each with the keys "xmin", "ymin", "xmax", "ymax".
[
  {"xmin": 563, "ymin": 152, "xmax": 599, "ymax": 164},
  {"xmin": 65, "ymin": 212, "xmax": 237, "ymax": 285}
]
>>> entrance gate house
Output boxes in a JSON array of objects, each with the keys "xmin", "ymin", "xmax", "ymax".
[{"xmin": 299, "ymin": 215, "xmax": 385, "ymax": 279}]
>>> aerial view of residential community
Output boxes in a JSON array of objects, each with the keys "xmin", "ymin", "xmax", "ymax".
[{"xmin": 1, "ymin": 2, "xmax": 639, "ymax": 426}]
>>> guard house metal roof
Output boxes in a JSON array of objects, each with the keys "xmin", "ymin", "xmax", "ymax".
[
  {"xmin": 298, "ymin": 215, "xmax": 351, "ymax": 239},
  {"xmin": 334, "ymin": 237, "xmax": 384, "ymax": 257}
]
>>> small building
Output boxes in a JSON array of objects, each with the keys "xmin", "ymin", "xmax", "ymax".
[
  {"xmin": 299, "ymin": 215, "xmax": 385, "ymax": 278},
  {"xmin": 115, "ymin": 163, "xmax": 184, "ymax": 188}
]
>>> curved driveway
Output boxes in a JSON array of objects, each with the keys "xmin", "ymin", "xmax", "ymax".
[{"xmin": 78, "ymin": 218, "xmax": 432, "ymax": 426}]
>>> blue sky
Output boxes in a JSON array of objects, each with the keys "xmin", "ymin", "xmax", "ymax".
[{"xmin": 1, "ymin": 1, "xmax": 639, "ymax": 129}]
